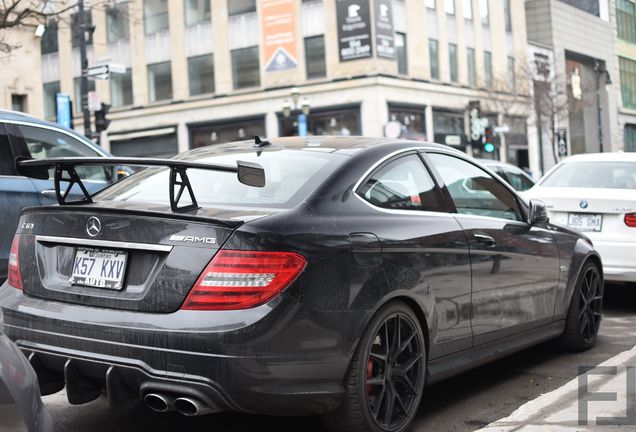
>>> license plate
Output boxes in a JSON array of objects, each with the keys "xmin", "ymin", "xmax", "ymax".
[
  {"xmin": 567, "ymin": 213, "xmax": 603, "ymax": 232},
  {"xmin": 70, "ymin": 248, "xmax": 128, "ymax": 290}
]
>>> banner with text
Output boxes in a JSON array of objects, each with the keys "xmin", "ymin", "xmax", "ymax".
[
  {"xmin": 374, "ymin": 0, "xmax": 395, "ymax": 59},
  {"xmin": 262, "ymin": 0, "xmax": 298, "ymax": 72},
  {"xmin": 337, "ymin": 0, "xmax": 373, "ymax": 61}
]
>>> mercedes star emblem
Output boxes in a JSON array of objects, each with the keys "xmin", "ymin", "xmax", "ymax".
[
  {"xmin": 580, "ymin": 200, "xmax": 589, "ymax": 209},
  {"xmin": 86, "ymin": 216, "xmax": 101, "ymax": 237}
]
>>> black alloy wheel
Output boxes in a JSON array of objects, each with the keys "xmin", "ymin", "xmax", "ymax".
[
  {"xmin": 578, "ymin": 265, "xmax": 603, "ymax": 344},
  {"xmin": 322, "ymin": 302, "xmax": 426, "ymax": 432},
  {"xmin": 560, "ymin": 261, "xmax": 603, "ymax": 351}
]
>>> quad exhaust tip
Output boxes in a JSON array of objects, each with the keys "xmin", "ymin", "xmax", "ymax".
[
  {"xmin": 144, "ymin": 393, "xmax": 175, "ymax": 413},
  {"xmin": 174, "ymin": 397, "xmax": 214, "ymax": 416}
]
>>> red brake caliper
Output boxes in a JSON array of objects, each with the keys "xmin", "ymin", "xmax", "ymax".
[{"xmin": 367, "ymin": 359, "xmax": 374, "ymax": 395}]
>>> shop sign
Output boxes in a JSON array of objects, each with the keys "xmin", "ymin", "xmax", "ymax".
[
  {"xmin": 261, "ymin": 0, "xmax": 298, "ymax": 72},
  {"xmin": 337, "ymin": 0, "xmax": 373, "ymax": 61},
  {"xmin": 374, "ymin": 0, "xmax": 395, "ymax": 59}
]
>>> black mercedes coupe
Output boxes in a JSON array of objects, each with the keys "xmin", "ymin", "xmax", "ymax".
[{"xmin": 0, "ymin": 137, "xmax": 603, "ymax": 432}]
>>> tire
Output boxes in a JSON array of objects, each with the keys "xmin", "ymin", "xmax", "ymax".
[
  {"xmin": 322, "ymin": 302, "xmax": 426, "ymax": 432},
  {"xmin": 559, "ymin": 261, "xmax": 603, "ymax": 351}
]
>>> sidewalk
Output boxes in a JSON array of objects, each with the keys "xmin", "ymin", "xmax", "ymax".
[{"xmin": 476, "ymin": 346, "xmax": 636, "ymax": 431}]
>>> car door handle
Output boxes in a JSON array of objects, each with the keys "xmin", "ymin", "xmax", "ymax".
[{"xmin": 474, "ymin": 233, "xmax": 496, "ymax": 246}]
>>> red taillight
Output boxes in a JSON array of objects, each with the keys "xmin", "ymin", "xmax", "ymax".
[
  {"xmin": 181, "ymin": 250, "xmax": 307, "ymax": 310},
  {"xmin": 625, "ymin": 213, "xmax": 636, "ymax": 228},
  {"xmin": 8, "ymin": 234, "xmax": 22, "ymax": 289}
]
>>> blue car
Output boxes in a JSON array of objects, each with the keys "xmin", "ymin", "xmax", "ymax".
[{"xmin": 0, "ymin": 110, "xmax": 118, "ymax": 281}]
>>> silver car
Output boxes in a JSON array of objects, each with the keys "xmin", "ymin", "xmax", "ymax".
[{"xmin": 0, "ymin": 308, "xmax": 53, "ymax": 432}]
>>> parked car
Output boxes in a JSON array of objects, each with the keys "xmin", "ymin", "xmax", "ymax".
[
  {"xmin": 0, "ymin": 137, "xmax": 603, "ymax": 432},
  {"xmin": 0, "ymin": 110, "xmax": 122, "ymax": 281},
  {"xmin": 479, "ymin": 159, "xmax": 535, "ymax": 192},
  {"xmin": 523, "ymin": 152, "xmax": 636, "ymax": 284},
  {"xmin": 0, "ymin": 308, "xmax": 53, "ymax": 432}
]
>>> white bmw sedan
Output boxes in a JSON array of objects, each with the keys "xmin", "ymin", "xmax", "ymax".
[{"xmin": 524, "ymin": 152, "xmax": 636, "ymax": 283}]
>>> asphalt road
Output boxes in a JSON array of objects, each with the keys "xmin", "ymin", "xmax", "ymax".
[{"xmin": 43, "ymin": 283, "xmax": 636, "ymax": 432}]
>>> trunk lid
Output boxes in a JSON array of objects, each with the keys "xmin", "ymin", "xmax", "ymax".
[
  {"xmin": 524, "ymin": 186, "xmax": 636, "ymax": 240},
  {"xmin": 15, "ymin": 204, "xmax": 272, "ymax": 312}
]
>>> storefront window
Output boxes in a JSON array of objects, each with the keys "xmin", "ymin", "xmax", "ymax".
[
  {"xmin": 505, "ymin": 117, "xmax": 529, "ymax": 169},
  {"xmin": 190, "ymin": 117, "xmax": 266, "ymax": 148},
  {"xmin": 388, "ymin": 104, "xmax": 426, "ymax": 140},
  {"xmin": 111, "ymin": 132, "xmax": 178, "ymax": 158},
  {"xmin": 433, "ymin": 109, "xmax": 467, "ymax": 149},
  {"xmin": 279, "ymin": 106, "xmax": 361, "ymax": 137}
]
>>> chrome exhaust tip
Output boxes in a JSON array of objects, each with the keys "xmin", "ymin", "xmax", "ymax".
[
  {"xmin": 144, "ymin": 393, "xmax": 175, "ymax": 413},
  {"xmin": 174, "ymin": 397, "xmax": 214, "ymax": 416}
]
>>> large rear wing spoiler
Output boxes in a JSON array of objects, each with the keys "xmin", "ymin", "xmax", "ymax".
[{"xmin": 15, "ymin": 156, "xmax": 265, "ymax": 213}]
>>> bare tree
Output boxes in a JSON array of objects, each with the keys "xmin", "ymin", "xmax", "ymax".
[{"xmin": 0, "ymin": 1, "xmax": 81, "ymax": 54}]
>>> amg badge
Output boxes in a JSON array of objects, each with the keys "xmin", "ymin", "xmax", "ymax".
[{"xmin": 169, "ymin": 235, "xmax": 216, "ymax": 244}]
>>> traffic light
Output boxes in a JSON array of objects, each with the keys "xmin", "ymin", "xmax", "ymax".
[
  {"xmin": 94, "ymin": 103, "xmax": 111, "ymax": 133},
  {"xmin": 483, "ymin": 126, "xmax": 495, "ymax": 153}
]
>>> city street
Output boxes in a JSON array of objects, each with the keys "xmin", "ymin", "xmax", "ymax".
[{"xmin": 43, "ymin": 283, "xmax": 636, "ymax": 432}]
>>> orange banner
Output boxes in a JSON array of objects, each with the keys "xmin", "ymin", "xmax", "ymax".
[{"xmin": 261, "ymin": 0, "xmax": 298, "ymax": 72}]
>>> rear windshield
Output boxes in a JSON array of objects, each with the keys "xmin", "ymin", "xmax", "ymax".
[
  {"xmin": 97, "ymin": 150, "xmax": 346, "ymax": 209},
  {"xmin": 541, "ymin": 161, "xmax": 636, "ymax": 189}
]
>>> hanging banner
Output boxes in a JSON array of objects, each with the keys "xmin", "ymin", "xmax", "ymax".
[
  {"xmin": 261, "ymin": 0, "xmax": 298, "ymax": 72},
  {"xmin": 337, "ymin": 0, "xmax": 372, "ymax": 61},
  {"xmin": 374, "ymin": 0, "xmax": 395, "ymax": 59}
]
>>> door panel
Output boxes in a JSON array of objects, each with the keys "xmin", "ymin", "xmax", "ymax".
[
  {"xmin": 356, "ymin": 153, "xmax": 473, "ymax": 359},
  {"xmin": 453, "ymin": 216, "xmax": 560, "ymax": 343},
  {"xmin": 427, "ymin": 152, "xmax": 560, "ymax": 345}
]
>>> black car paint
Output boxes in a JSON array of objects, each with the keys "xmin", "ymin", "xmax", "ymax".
[{"xmin": 0, "ymin": 137, "xmax": 601, "ymax": 418}]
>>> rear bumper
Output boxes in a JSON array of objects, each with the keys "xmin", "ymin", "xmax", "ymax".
[
  {"xmin": 592, "ymin": 239, "xmax": 636, "ymax": 283},
  {"xmin": 0, "ymin": 285, "xmax": 363, "ymax": 416}
]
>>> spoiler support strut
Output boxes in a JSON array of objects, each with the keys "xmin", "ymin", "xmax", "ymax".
[{"xmin": 15, "ymin": 156, "xmax": 266, "ymax": 213}]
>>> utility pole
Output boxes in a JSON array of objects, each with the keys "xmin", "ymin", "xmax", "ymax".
[{"xmin": 78, "ymin": 0, "xmax": 92, "ymax": 139}]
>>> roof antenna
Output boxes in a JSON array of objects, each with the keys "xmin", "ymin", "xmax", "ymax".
[{"xmin": 254, "ymin": 135, "xmax": 271, "ymax": 148}]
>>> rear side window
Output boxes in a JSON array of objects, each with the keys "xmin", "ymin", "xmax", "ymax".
[
  {"xmin": 357, "ymin": 154, "xmax": 444, "ymax": 212},
  {"xmin": 17, "ymin": 125, "xmax": 107, "ymax": 181},
  {"xmin": 98, "ymin": 150, "xmax": 346, "ymax": 209}
]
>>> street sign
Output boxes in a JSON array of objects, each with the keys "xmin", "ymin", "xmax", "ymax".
[
  {"xmin": 494, "ymin": 125, "xmax": 510, "ymax": 134},
  {"xmin": 87, "ymin": 91, "xmax": 101, "ymax": 112},
  {"xmin": 556, "ymin": 128, "xmax": 568, "ymax": 157},
  {"xmin": 445, "ymin": 135, "xmax": 462, "ymax": 146},
  {"xmin": 87, "ymin": 64, "xmax": 109, "ymax": 79},
  {"xmin": 86, "ymin": 63, "xmax": 127, "ymax": 80},
  {"xmin": 55, "ymin": 93, "xmax": 71, "ymax": 129}
]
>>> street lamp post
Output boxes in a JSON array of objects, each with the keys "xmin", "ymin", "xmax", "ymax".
[{"xmin": 282, "ymin": 87, "xmax": 311, "ymax": 136}]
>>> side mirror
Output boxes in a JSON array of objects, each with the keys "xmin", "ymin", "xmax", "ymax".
[{"xmin": 528, "ymin": 200, "xmax": 549, "ymax": 225}]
